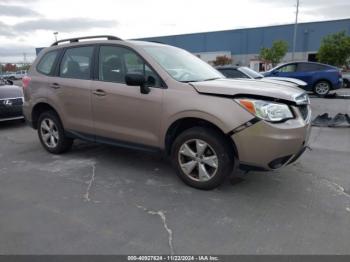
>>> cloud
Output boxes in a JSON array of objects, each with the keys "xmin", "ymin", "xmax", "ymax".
[
  {"xmin": 0, "ymin": 17, "xmax": 118, "ymax": 38},
  {"xmin": 13, "ymin": 18, "xmax": 118, "ymax": 33},
  {"xmin": 0, "ymin": 0, "xmax": 37, "ymax": 3},
  {"xmin": 0, "ymin": 21, "xmax": 14, "ymax": 36},
  {"xmin": 251, "ymin": 0, "xmax": 350, "ymax": 19},
  {"xmin": 0, "ymin": 45, "xmax": 35, "ymax": 57},
  {"xmin": 0, "ymin": 4, "xmax": 40, "ymax": 17}
]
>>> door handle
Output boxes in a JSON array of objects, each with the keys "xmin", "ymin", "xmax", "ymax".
[
  {"xmin": 93, "ymin": 89, "xmax": 106, "ymax": 96},
  {"xmin": 50, "ymin": 83, "xmax": 60, "ymax": 89}
]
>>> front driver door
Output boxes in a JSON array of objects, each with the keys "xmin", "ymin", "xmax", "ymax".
[
  {"xmin": 91, "ymin": 45, "xmax": 164, "ymax": 148},
  {"xmin": 273, "ymin": 63, "xmax": 297, "ymax": 78}
]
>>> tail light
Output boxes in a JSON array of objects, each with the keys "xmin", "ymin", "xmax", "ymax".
[
  {"xmin": 338, "ymin": 70, "xmax": 343, "ymax": 78},
  {"xmin": 22, "ymin": 76, "xmax": 31, "ymax": 89}
]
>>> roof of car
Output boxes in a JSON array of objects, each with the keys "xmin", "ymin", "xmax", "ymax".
[{"xmin": 279, "ymin": 61, "xmax": 337, "ymax": 68}]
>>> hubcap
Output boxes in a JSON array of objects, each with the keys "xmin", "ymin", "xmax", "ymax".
[
  {"xmin": 178, "ymin": 139, "xmax": 218, "ymax": 182},
  {"xmin": 315, "ymin": 82, "xmax": 330, "ymax": 95},
  {"xmin": 40, "ymin": 118, "xmax": 59, "ymax": 148}
]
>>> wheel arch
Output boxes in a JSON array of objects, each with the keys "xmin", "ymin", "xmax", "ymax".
[
  {"xmin": 31, "ymin": 102, "xmax": 62, "ymax": 129},
  {"xmin": 164, "ymin": 117, "xmax": 239, "ymax": 159},
  {"xmin": 313, "ymin": 78, "xmax": 332, "ymax": 88}
]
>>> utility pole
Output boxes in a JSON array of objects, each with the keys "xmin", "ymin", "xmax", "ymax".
[
  {"xmin": 292, "ymin": 0, "xmax": 300, "ymax": 61},
  {"xmin": 23, "ymin": 53, "xmax": 27, "ymax": 64},
  {"xmin": 54, "ymin": 32, "xmax": 58, "ymax": 42}
]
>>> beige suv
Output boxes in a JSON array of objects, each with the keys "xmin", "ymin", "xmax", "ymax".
[{"xmin": 23, "ymin": 35, "xmax": 311, "ymax": 190}]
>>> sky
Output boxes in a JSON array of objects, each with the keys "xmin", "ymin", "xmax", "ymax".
[{"xmin": 0, "ymin": 0, "xmax": 349, "ymax": 63}]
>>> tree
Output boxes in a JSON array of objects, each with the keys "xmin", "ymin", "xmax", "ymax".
[
  {"xmin": 317, "ymin": 31, "xmax": 350, "ymax": 67},
  {"xmin": 212, "ymin": 55, "xmax": 232, "ymax": 66},
  {"xmin": 259, "ymin": 40, "xmax": 288, "ymax": 66}
]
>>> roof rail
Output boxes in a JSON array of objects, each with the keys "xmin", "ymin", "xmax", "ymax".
[{"xmin": 51, "ymin": 35, "xmax": 122, "ymax": 46}]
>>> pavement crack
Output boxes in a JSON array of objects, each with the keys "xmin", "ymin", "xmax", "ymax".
[
  {"xmin": 137, "ymin": 205, "xmax": 174, "ymax": 255},
  {"xmin": 83, "ymin": 163, "xmax": 96, "ymax": 202},
  {"xmin": 321, "ymin": 179, "xmax": 350, "ymax": 199}
]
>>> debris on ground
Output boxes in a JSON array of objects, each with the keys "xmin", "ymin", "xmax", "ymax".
[
  {"xmin": 312, "ymin": 113, "xmax": 350, "ymax": 127},
  {"xmin": 309, "ymin": 93, "xmax": 350, "ymax": 99}
]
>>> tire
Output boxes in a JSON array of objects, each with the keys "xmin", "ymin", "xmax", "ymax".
[
  {"xmin": 313, "ymin": 80, "xmax": 331, "ymax": 96},
  {"xmin": 37, "ymin": 111, "xmax": 73, "ymax": 154},
  {"xmin": 344, "ymin": 79, "xmax": 349, "ymax": 89},
  {"xmin": 171, "ymin": 127, "xmax": 234, "ymax": 190}
]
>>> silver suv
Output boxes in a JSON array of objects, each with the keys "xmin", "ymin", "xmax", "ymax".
[{"xmin": 23, "ymin": 35, "xmax": 311, "ymax": 189}]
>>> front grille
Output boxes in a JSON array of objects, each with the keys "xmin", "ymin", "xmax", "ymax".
[
  {"xmin": 298, "ymin": 105, "xmax": 309, "ymax": 120},
  {"xmin": 0, "ymin": 98, "xmax": 23, "ymax": 119}
]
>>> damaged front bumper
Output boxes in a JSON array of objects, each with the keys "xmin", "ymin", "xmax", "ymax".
[{"xmin": 232, "ymin": 115, "xmax": 312, "ymax": 171}]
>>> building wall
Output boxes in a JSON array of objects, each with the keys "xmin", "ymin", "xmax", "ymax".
[{"xmin": 138, "ymin": 18, "xmax": 350, "ymax": 66}]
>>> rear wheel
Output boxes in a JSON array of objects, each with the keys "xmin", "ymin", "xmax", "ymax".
[
  {"xmin": 313, "ymin": 81, "xmax": 331, "ymax": 96},
  {"xmin": 37, "ymin": 111, "xmax": 73, "ymax": 154},
  {"xmin": 171, "ymin": 127, "xmax": 234, "ymax": 190}
]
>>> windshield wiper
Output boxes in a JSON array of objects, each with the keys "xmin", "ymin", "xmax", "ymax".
[
  {"xmin": 202, "ymin": 77, "xmax": 222, "ymax": 81},
  {"xmin": 180, "ymin": 77, "xmax": 222, "ymax": 83}
]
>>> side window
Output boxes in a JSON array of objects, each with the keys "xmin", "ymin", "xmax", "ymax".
[
  {"xmin": 99, "ymin": 46, "xmax": 161, "ymax": 87},
  {"xmin": 59, "ymin": 46, "xmax": 94, "ymax": 80},
  {"xmin": 298, "ymin": 63, "xmax": 326, "ymax": 72},
  {"xmin": 220, "ymin": 69, "xmax": 249, "ymax": 78},
  {"xmin": 277, "ymin": 64, "xmax": 296, "ymax": 73},
  {"xmin": 37, "ymin": 50, "xmax": 59, "ymax": 75}
]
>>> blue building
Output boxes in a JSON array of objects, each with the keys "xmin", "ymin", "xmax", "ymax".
[{"xmin": 138, "ymin": 18, "xmax": 350, "ymax": 68}]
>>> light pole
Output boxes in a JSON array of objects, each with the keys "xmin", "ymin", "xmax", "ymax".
[
  {"xmin": 292, "ymin": 0, "xmax": 300, "ymax": 61},
  {"xmin": 53, "ymin": 32, "xmax": 58, "ymax": 42}
]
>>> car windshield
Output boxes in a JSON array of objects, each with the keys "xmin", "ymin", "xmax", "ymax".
[
  {"xmin": 142, "ymin": 45, "xmax": 224, "ymax": 82},
  {"xmin": 239, "ymin": 67, "xmax": 264, "ymax": 79}
]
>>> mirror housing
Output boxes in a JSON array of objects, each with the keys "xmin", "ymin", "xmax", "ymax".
[{"xmin": 125, "ymin": 73, "xmax": 150, "ymax": 94}]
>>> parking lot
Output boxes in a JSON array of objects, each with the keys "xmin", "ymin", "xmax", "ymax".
[{"xmin": 0, "ymin": 93, "xmax": 349, "ymax": 255}]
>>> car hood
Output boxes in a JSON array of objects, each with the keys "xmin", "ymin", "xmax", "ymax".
[
  {"xmin": 191, "ymin": 78, "xmax": 305, "ymax": 103},
  {"xmin": 266, "ymin": 77, "xmax": 307, "ymax": 86},
  {"xmin": 0, "ymin": 85, "xmax": 23, "ymax": 99}
]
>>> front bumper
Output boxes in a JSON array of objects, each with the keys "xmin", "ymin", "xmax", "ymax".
[{"xmin": 232, "ymin": 112, "xmax": 312, "ymax": 170}]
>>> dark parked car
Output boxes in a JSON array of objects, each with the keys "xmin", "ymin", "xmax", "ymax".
[
  {"xmin": 342, "ymin": 72, "xmax": 350, "ymax": 88},
  {"xmin": 263, "ymin": 62, "xmax": 343, "ymax": 96},
  {"xmin": 0, "ymin": 80, "xmax": 24, "ymax": 122},
  {"xmin": 216, "ymin": 65, "xmax": 307, "ymax": 89}
]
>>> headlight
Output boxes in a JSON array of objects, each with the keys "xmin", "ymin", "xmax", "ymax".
[{"xmin": 235, "ymin": 98, "xmax": 294, "ymax": 122}]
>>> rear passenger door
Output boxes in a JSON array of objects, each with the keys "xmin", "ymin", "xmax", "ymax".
[
  {"xmin": 90, "ymin": 45, "xmax": 163, "ymax": 148},
  {"xmin": 295, "ymin": 63, "xmax": 323, "ymax": 87},
  {"xmin": 49, "ymin": 46, "xmax": 95, "ymax": 135}
]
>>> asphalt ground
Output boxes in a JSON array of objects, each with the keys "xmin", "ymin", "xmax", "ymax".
[{"xmin": 0, "ymin": 89, "xmax": 349, "ymax": 255}]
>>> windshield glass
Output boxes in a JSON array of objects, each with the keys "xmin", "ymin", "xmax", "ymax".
[
  {"xmin": 239, "ymin": 67, "xmax": 264, "ymax": 79},
  {"xmin": 142, "ymin": 45, "xmax": 224, "ymax": 82}
]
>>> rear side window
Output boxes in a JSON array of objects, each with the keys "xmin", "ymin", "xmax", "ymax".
[
  {"xmin": 37, "ymin": 50, "xmax": 59, "ymax": 75},
  {"xmin": 297, "ymin": 63, "xmax": 327, "ymax": 72},
  {"xmin": 60, "ymin": 46, "xmax": 94, "ymax": 80}
]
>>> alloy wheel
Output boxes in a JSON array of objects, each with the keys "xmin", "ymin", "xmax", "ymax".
[
  {"xmin": 40, "ymin": 118, "xmax": 59, "ymax": 148},
  {"xmin": 178, "ymin": 139, "xmax": 219, "ymax": 182},
  {"xmin": 315, "ymin": 82, "xmax": 330, "ymax": 95}
]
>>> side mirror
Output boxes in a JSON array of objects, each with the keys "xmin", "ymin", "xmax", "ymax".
[
  {"xmin": 125, "ymin": 73, "xmax": 150, "ymax": 94},
  {"xmin": 6, "ymin": 79, "xmax": 13, "ymax": 85}
]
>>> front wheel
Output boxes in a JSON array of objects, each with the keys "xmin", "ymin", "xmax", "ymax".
[
  {"xmin": 313, "ymin": 81, "xmax": 331, "ymax": 96},
  {"xmin": 171, "ymin": 127, "xmax": 234, "ymax": 190},
  {"xmin": 37, "ymin": 111, "xmax": 73, "ymax": 154}
]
